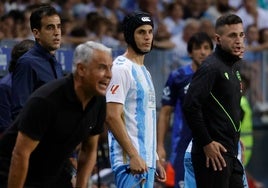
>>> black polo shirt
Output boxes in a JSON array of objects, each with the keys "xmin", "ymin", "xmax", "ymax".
[{"xmin": 0, "ymin": 74, "xmax": 105, "ymax": 187}]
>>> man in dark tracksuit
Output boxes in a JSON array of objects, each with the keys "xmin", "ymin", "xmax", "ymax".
[{"xmin": 183, "ymin": 14, "xmax": 245, "ymax": 188}]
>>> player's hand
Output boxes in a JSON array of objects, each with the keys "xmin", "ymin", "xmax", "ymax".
[
  {"xmin": 129, "ymin": 155, "xmax": 148, "ymax": 174},
  {"xmin": 155, "ymin": 160, "xmax": 166, "ymax": 182},
  {"xmin": 203, "ymin": 141, "xmax": 227, "ymax": 171}
]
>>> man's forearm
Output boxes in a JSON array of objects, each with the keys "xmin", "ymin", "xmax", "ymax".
[
  {"xmin": 157, "ymin": 111, "xmax": 170, "ymax": 146},
  {"xmin": 157, "ymin": 106, "xmax": 172, "ymax": 154},
  {"xmin": 8, "ymin": 152, "xmax": 29, "ymax": 188},
  {"xmin": 76, "ymin": 136, "xmax": 99, "ymax": 188},
  {"xmin": 76, "ymin": 151, "xmax": 97, "ymax": 188}
]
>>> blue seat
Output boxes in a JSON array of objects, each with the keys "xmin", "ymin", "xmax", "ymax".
[
  {"xmin": 55, "ymin": 48, "xmax": 74, "ymax": 74},
  {"xmin": 0, "ymin": 47, "xmax": 12, "ymax": 77}
]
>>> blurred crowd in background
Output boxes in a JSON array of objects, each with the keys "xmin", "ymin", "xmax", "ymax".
[
  {"xmin": 1, "ymin": 1, "xmax": 268, "ymax": 187},
  {"xmin": 1, "ymin": 0, "xmax": 268, "ymax": 111}
]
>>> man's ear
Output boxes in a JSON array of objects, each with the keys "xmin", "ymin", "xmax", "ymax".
[
  {"xmin": 76, "ymin": 62, "xmax": 85, "ymax": 76},
  {"xmin": 215, "ymin": 34, "xmax": 221, "ymax": 44},
  {"xmin": 32, "ymin": 28, "xmax": 39, "ymax": 39}
]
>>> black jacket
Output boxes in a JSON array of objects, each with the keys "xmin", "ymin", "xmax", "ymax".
[{"xmin": 183, "ymin": 45, "xmax": 242, "ymax": 157}]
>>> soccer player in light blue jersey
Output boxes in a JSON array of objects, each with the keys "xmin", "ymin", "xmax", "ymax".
[{"xmin": 106, "ymin": 11, "xmax": 166, "ymax": 187}]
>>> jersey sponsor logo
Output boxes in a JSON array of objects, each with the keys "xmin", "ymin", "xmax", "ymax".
[
  {"xmin": 148, "ymin": 89, "xmax": 156, "ymax": 108},
  {"xmin": 110, "ymin": 85, "xmax": 119, "ymax": 94}
]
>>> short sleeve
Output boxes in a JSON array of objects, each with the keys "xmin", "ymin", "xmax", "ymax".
[
  {"xmin": 106, "ymin": 65, "xmax": 131, "ymax": 104},
  {"xmin": 17, "ymin": 97, "xmax": 53, "ymax": 141}
]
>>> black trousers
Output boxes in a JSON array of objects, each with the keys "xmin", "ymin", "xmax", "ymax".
[{"xmin": 192, "ymin": 152, "xmax": 244, "ymax": 188}]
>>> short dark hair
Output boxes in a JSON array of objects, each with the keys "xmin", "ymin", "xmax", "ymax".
[
  {"xmin": 8, "ymin": 39, "xmax": 35, "ymax": 73},
  {"xmin": 30, "ymin": 4, "xmax": 59, "ymax": 31},
  {"xmin": 215, "ymin": 14, "xmax": 243, "ymax": 33},
  {"xmin": 187, "ymin": 32, "xmax": 214, "ymax": 54}
]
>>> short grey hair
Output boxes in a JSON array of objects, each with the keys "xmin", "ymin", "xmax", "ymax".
[{"xmin": 72, "ymin": 41, "xmax": 112, "ymax": 72}]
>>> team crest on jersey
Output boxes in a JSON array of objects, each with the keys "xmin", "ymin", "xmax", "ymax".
[
  {"xmin": 236, "ymin": 71, "xmax": 242, "ymax": 93},
  {"xmin": 110, "ymin": 85, "xmax": 119, "ymax": 94},
  {"xmin": 162, "ymin": 86, "xmax": 171, "ymax": 100},
  {"xmin": 236, "ymin": 71, "xmax": 241, "ymax": 81},
  {"xmin": 163, "ymin": 86, "xmax": 170, "ymax": 97}
]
